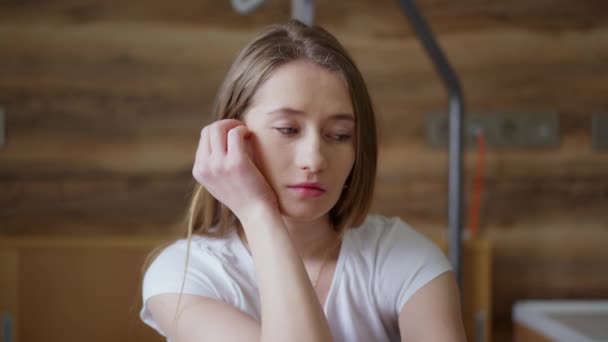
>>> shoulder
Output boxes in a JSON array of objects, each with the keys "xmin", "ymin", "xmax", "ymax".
[
  {"xmin": 347, "ymin": 215, "xmax": 453, "ymax": 315},
  {"xmin": 146, "ymin": 233, "xmax": 235, "ymax": 272},
  {"xmin": 142, "ymin": 229, "xmax": 246, "ymax": 301},
  {"xmin": 347, "ymin": 214, "xmax": 441, "ymax": 256},
  {"xmin": 140, "ymin": 231, "xmax": 256, "ymax": 337}
]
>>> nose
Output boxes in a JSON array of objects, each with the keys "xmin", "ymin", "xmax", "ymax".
[{"xmin": 294, "ymin": 131, "xmax": 327, "ymax": 173}]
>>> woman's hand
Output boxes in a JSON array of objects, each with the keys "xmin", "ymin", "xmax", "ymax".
[{"xmin": 193, "ymin": 119, "xmax": 278, "ymax": 220}]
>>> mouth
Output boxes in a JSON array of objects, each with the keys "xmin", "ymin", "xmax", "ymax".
[{"xmin": 287, "ymin": 182, "xmax": 327, "ymax": 198}]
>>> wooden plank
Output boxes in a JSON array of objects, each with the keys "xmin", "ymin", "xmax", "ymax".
[
  {"xmin": 1, "ymin": 169, "xmax": 606, "ymax": 234},
  {"xmin": 0, "ymin": 175, "xmax": 193, "ymax": 234},
  {"xmin": 0, "ymin": 235, "xmax": 170, "ymax": 249},
  {"xmin": 0, "ymin": 0, "xmax": 605, "ymax": 34},
  {"xmin": 1, "ymin": 23, "xmax": 607, "ymax": 103}
]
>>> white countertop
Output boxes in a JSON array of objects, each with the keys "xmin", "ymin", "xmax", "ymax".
[{"xmin": 513, "ymin": 300, "xmax": 608, "ymax": 342}]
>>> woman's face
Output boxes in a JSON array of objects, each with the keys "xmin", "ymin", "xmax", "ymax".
[{"xmin": 243, "ymin": 59, "xmax": 355, "ymax": 222}]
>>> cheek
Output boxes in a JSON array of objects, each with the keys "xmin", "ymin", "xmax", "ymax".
[
  {"xmin": 249, "ymin": 135, "xmax": 268, "ymax": 168},
  {"xmin": 340, "ymin": 147, "xmax": 356, "ymax": 176},
  {"xmin": 249, "ymin": 133, "xmax": 287, "ymax": 179},
  {"xmin": 329, "ymin": 148, "xmax": 355, "ymax": 188}
]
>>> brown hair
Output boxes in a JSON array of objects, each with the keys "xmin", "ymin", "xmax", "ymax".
[{"xmin": 142, "ymin": 19, "xmax": 378, "ymax": 324}]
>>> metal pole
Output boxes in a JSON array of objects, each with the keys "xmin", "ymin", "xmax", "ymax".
[{"xmin": 396, "ymin": 0, "xmax": 466, "ymax": 288}]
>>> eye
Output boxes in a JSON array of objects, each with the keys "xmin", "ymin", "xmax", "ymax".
[
  {"xmin": 275, "ymin": 127, "xmax": 298, "ymax": 136},
  {"xmin": 328, "ymin": 133, "xmax": 353, "ymax": 142}
]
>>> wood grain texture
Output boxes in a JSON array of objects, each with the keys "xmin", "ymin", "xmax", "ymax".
[
  {"xmin": 1, "ymin": 1, "xmax": 607, "ymax": 341},
  {"xmin": 514, "ymin": 323, "xmax": 554, "ymax": 342},
  {"xmin": 15, "ymin": 243, "xmax": 163, "ymax": 342}
]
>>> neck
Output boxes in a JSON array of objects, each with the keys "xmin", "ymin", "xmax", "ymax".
[{"xmin": 281, "ymin": 214, "xmax": 340, "ymax": 263}]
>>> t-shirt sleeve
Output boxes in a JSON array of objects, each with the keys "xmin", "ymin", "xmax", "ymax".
[
  {"xmin": 375, "ymin": 217, "xmax": 453, "ymax": 317},
  {"xmin": 139, "ymin": 240, "xmax": 228, "ymax": 337}
]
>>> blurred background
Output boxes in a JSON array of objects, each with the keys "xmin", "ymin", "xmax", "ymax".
[{"xmin": 0, "ymin": 0, "xmax": 607, "ymax": 341}]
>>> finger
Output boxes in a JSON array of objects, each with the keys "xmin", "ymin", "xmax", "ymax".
[
  {"xmin": 210, "ymin": 119, "xmax": 244, "ymax": 155},
  {"xmin": 193, "ymin": 127, "xmax": 210, "ymax": 182},
  {"xmin": 227, "ymin": 125, "xmax": 251, "ymax": 158},
  {"xmin": 199, "ymin": 126, "xmax": 211, "ymax": 156}
]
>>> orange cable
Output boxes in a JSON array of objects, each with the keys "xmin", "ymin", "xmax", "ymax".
[{"xmin": 468, "ymin": 130, "xmax": 486, "ymax": 239}]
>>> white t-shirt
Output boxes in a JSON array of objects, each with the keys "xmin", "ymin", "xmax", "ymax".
[{"xmin": 140, "ymin": 215, "xmax": 452, "ymax": 341}]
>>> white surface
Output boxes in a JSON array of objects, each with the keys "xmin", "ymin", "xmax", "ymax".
[
  {"xmin": 291, "ymin": 0, "xmax": 314, "ymax": 26},
  {"xmin": 513, "ymin": 300, "xmax": 608, "ymax": 342},
  {"xmin": 230, "ymin": 0, "xmax": 264, "ymax": 14}
]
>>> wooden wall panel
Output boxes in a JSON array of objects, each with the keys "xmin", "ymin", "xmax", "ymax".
[{"xmin": 1, "ymin": 1, "xmax": 607, "ymax": 341}]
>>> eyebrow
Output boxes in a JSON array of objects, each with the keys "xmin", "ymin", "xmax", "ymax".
[{"xmin": 267, "ymin": 107, "xmax": 355, "ymax": 121}]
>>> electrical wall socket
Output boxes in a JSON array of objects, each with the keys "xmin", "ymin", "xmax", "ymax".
[
  {"xmin": 0, "ymin": 107, "xmax": 4, "ymax": 148},
  {"xmin": 427, "ymin": 112, "xmax": 559, "ymax": 148},
  {"xmin": 592, "ymin": 113, "xmax": 608, "ymax": 151}
]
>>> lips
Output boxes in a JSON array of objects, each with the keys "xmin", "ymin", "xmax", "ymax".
[
  {"xmin": 287, "ymin": 182, "xmax": 327, "ymax": 198},
  {"xmin": 288, "ymin": 182, "xmax": 326, "ymax": 191}
]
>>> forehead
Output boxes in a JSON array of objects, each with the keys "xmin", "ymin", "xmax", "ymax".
[{"xmin": 248, "ymin": 59, "xmax": 354, "ymax": 118}]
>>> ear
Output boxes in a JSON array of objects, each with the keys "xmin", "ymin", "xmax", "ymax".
[{"xmin": 244, "ymin": 130, "xmax": 258, "ymax": 165}]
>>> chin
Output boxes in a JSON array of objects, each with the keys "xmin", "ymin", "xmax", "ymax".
[{"xmin": 277, "ymin": 200, "xmax": 332, "ymax": 223}]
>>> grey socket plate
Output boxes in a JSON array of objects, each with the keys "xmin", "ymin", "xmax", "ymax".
[
  {"xmin": 427, "ymin": 112, "xmax": 560, "ymax": 148},
  {"xmin": 592, "ymin": 113, "xmax": 608, "ymax": 151}
]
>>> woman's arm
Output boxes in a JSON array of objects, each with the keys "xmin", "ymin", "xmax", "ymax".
[
  {"xmin": 398, "ymin": 271, "xmax": 467, "ymax": 342},
  {"xmin": 148, "ymin": 119, "xmax": 332, "ymax": 342},
  {"xmin": 241, "ymin": 206, "xmax": 333, "ymax": 342}
]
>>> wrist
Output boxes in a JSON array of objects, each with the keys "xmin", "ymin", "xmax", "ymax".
[{"xmin": 238, "ymin": 202, "xmax": 282, "ymax": 230}]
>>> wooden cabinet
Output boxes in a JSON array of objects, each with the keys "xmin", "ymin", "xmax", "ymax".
[
  {"xmin": 0, "ymin": 235, "xmax": 491, "ymax": 342},
  {"xmin": 0, "ymin": 236, "xmax": 165, "ymax": 342}
]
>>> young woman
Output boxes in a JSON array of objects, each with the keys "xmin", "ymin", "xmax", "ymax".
[{"xmin": 140, "ymin": 19, "xmax": 466, "ymax": 342}]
